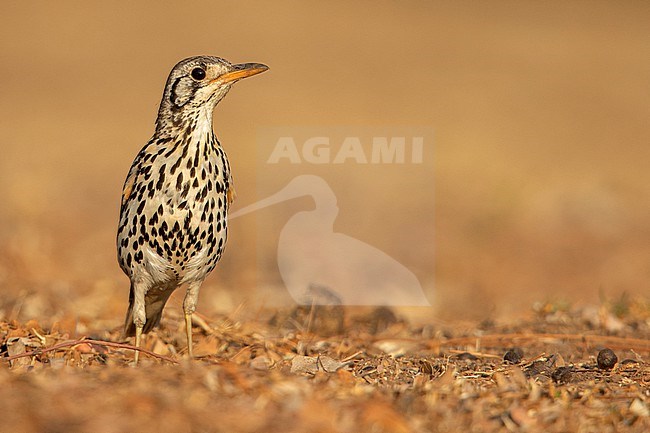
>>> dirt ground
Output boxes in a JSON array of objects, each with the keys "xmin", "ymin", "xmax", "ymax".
[
  {"xmin": 2, "ymin": 2, "xmax": 650, "ymax": 432},
  {"xmin": 2, "ymin": 300, "xmax": 650, "ymax": 433}
]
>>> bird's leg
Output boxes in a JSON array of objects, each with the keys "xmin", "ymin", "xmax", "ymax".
[
  {"xmin": 134, "ymin": 323, "xmax": 143, "ymax": 365},
  {"xmin": 183, "ymin": 281, "xmax": 202, "ymax": 359},
  {"xmin": 131, "ymin": 280, "xmax": 148, "ymax": 365},
  {"xmin": 184, "ymin": 312, "xmax": 194, "ymax": 359}
]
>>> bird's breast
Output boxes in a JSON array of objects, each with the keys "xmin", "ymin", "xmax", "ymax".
[{"xmin": 117, "ymin": 137, "xmax": 231, "ymax": 283}]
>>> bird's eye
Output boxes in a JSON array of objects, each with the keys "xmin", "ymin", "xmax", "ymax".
[{"xmin": 191, "ymin": 67, "xmax": 206, "ymax": 81}]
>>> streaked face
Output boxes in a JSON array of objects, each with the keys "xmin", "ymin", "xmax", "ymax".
[{"xmin": 164, "ymin": 56, "xmax": 268, "ymax": 111}]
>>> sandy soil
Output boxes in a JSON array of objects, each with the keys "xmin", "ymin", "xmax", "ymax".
[{"xmin": 2, "ymin": 302, "xmax": 650, "ymax": 432}]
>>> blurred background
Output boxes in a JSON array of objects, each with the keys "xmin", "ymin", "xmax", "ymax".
[{"xmin": 0, "ymin": 1, "xmax": 649, "ymax": 332}]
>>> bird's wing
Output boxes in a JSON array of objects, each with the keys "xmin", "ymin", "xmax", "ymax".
[
  {"xmin": 121, "ymin": 167, "xmax": 138, "ymax": 206},
  {"xmin": 226, "ymin": 173, "xmax": 236, "ymax": 208}
]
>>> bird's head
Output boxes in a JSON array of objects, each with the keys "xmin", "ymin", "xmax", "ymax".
[{"xmin": 156, "ymin": 56, "xmax": 268, "ymax": 130}]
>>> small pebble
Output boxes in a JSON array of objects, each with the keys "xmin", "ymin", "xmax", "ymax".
[
  {"xmin": 597, "ymin": 348, "xmax": 618, "ymax": 370},
  {"xmin": 503, "ymin": 348, "xmax": 523, "ymax": 364},
  {"xmin": 552, "ymin": 366, "xmax": 574, "ymax": 384},
  {"xmin": 456, "ymin": 352, "xmax": 478, "ymax": 361},
  {"xmin": 524, "ymin": 360, "xmax": 551, "ymax": 378}
]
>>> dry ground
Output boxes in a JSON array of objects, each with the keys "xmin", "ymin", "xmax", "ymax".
[{"xmin": 2, "ymin": 300, "xmax": 650, "ymax": 432}]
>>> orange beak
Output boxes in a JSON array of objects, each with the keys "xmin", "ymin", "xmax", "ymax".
[{"xmin": 214, "ymin": 63, "xmax": 269, "ymax": 84}]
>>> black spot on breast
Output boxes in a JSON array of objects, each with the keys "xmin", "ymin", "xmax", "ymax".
[
  {"xmin": 170, "ymin": 157, "xmax": 182, "ymax": 175},
  {"xmin": 156, "ymin": 167, "xmax": 166, "ymax": 190},
  {"xmin": 142, "ymin": 165, "xmax": 152, "ymax": 180},
  {"xmin": 195, "ymin": 186, "xmax": 208, "ymax": 201},
  {"xmin": 181, "ymin": 183, "xmax": 190, "ymax": 198},
  {"xmin": 164, "ymin": 145, "xmax": 176, "ymax": 158},
  {"xmin": 180, "ymin": 143, "xmax": 189, "ymax": 160}
]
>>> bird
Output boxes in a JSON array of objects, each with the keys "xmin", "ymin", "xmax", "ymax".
[{"xmin": 116, "ymin": 55, "xmax": 268, "ymax": 363}]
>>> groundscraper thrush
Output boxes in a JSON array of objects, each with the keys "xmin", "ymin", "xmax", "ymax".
[{"xmin": 117, "ymin": 56, "xmax": 268, "ymax": 363}]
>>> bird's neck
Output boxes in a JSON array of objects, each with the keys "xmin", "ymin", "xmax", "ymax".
[{"xmin": 155, "ymin": 105, "xmax": 217, "ymax": 145}]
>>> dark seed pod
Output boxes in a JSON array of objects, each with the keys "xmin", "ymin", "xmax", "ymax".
[
  {"xmin": 503, "ymin": 347, "xmax": 523, "ymax": 364},
  {"xmin": 597, "ymin": 348, "xmax": 618, "ymax": 370}
]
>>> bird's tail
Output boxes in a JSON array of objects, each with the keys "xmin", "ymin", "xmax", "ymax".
[{"xmin": 123, "ymin": 282, "xmax": 177, "ymax": 338}]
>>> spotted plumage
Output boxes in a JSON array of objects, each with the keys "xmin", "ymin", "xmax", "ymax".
[{"xmin": 117, "ymin": 55, "xmax": 268, "ymax": 362}]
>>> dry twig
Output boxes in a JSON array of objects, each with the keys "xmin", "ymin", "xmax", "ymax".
[{"xmin": 2, "ymin": 338, "xmax": 178, "ymax": 364}]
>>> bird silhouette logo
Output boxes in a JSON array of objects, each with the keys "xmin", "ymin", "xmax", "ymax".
[{"xmin": 230, "ymin": 175, "xmax": 430, "ymax": 306}]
